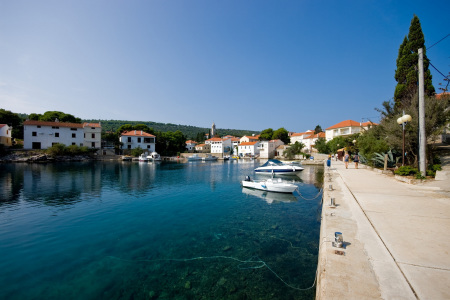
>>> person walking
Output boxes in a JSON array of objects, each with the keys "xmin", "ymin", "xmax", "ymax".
[
  {"xmin": 344, "ymin": 152, "xmax": 349, "ymax": 169},
  {"xmin": 354, "ymin": 153, "xmax": 359, "ymax": 169}
]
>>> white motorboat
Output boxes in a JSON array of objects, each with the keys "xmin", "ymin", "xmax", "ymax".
[
  {"xmin": 139, "ymin": 153, "xmax": 149, "ymax": 162},
  {"xmin": 121, "ymin": 155, "xmax": 132, "ymax": 161},
  {"xmin": 241, "ymin": 176, "xmax": 298, "ymax": 193},
  {"xmin": 147, "ymin": 152, "xmax": 161, "ymax": 161},
  {"xmin": 254, "ymin": 159, "xmax": 304, "ymax": 175},
  {"xmin": 187, "ymin": 154, "xmax": 202, "ymax": 161},
  {"xmin": 202, "ymin": 154, "xmax": 218, "ymax": 161}
]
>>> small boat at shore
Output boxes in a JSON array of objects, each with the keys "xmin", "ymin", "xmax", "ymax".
[
  {"xmin": 202, "ymin": 154, "xmax": 218, "ymax": 161},
  {"xmin": 139, "ymin": 153, "xmax": 149, "ymax": 162},
  {"xmin": 242, "ymin": 176, "xmax": 298, "ymax": 193},
  {"xmin": 147, "ymin": 152, "xmax": 161, "ymax": 161},
  {"xmin": 122, "ymin": 155, "xmax": 132, "ymax": 161},
  {"xmin": 187, "ymin": 154, "xmax": 202, "ymax": 161},
  {"xmin": 254, "ymin": 159, "xmax": 304, "ymax": 176}
]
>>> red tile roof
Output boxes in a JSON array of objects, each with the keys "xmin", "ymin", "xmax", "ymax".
[
  {"xmin": 186, "ymin": 140, "xmax": 197, "ymax": 144},
  {"xmin": 24, "ymin": 120, "xmax": 84, "ymax": 128},
  {"xmin": 436, "ymin": 92, "xmax": 450, "ymax": 99},
  {"xmin": 0, "ymin": 124, "xmax": 6, "ymax": 129},
  {"xmin": 121, "ymin": 130, "xmax": 155, "ymax": 137},
  {"xmin": 206, "ymin": 137, "xmax": 224, "ymax": 142},
  {"xmin": 83, "ymin": 122, "xmax": 101, "ymax": 128},
  {"xmin": 361, "ymin": 121, "xmax": 378, "ymax": 127},
  {"xmin": 239, "ymin": 141, "xmax": 258, "ymax": 146},
  {"xmin": 326, "ymin": 120, "xmax": 360, "ymax": 130},
  {"xmin": 291, "ymin": 131, "xmax": 313, "ymax": 137}
]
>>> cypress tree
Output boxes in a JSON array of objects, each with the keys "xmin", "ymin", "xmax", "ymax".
[{"xmin": 394, "ymin": 15, "xmax": 435, "ymax": 110}]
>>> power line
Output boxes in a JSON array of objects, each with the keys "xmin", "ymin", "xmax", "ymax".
[
  {"xmin": 427, "ymin": 33, "xmax": 450, "ymax": 50},
  {"xmin": 429, "ymin": 61, "xmax": 449, "ymax": 80}
]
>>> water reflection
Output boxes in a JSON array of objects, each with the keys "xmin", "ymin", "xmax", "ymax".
[{"xmin": 242, "ymin": 188, "xmax": 298, "ymax": 204}]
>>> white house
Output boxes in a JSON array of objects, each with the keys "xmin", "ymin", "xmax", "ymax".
[
  {"xmin": 120, "ymin": 130, "xmax": 156, "ymax": 151},
  {"xmin": 195, "ymin": 143, "xmax": 211, "ymax": 153},
  {"xmin": 238, "ymin": 141, "xmax": 260, "ymax": 157},
  {"xmin": 325, "ymin": 120, "xmax": 377, "ymax": 141},
  {"xmin": 258, "ymin": 139, "xmax": 284, "ymax": 159},
  {"xmin": 230, "ymin": 137, "xmax": 240, "ymax": 156},
  {"xmin": 0, "ymin": 124, "xmax": 12, "ymax": 147},
  {"xmin": 303, "ymin": 132, "xmax": 326, "ymax": 153},
  {"xmin": 205, "ymin": 137, "xmax": 232, "ymax": 156},
  {"xmin": 240, "ymin": 135, "xmax": 259, "ymax": 143},
  {"xmin": 83, "ymin": 122, "xmax": 102, "ymax": 148},
  {"xmin": 290, "ymin": 130, "xmax": 313, "ymax": 145},
  {"xmin": 23, "ymin": 120, "xmax": 101, "ymax": 149},
  {"xmin": 185, "ymin": 140, "xmax": 197, "ymax": 152}
]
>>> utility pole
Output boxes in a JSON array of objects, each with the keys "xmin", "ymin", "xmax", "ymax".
[{"xmin": 418, "ymin": 48, "xmax": 426, "ymax": 177}]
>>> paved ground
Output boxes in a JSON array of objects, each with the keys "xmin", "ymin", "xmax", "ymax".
[{"xmin": 316, "ymin": 159, "xmax": 450, "ymax": 300}]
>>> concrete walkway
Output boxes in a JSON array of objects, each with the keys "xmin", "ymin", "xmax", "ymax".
[{"xmin": 316, "ymin": 160, "xmax": 450, "ymax": 300}]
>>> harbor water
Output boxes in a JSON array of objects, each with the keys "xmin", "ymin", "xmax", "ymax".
[{"xmin": 0, "ymin": 160, "xmax": 323, "ymax": 299}]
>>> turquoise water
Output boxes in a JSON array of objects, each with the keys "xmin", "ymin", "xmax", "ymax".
[{"xmin": 0, "ymin": 160, "xmax": 323, "ymax": 299}]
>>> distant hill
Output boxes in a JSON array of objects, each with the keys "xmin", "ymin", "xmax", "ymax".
[{"xmin": 82, "ymin": 119, "xmax": 259, "ymax": 139}]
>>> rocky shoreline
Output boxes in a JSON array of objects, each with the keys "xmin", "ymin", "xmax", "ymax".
[{"xmin": 0, "ymin": 152, "xmax": 94, "ymax": 163}]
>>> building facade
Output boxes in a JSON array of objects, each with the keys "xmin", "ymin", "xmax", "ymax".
[
  {"xmin": 24, "ymin": 120, "xmax": 102, "ymax": 149},
  {"xmin": 238, "ymin": 141, "xmax": 260, "ymax": 157},
  {"xmin": 120, "ymin": 130, "xmax": 156, "ymax": 151},
  {"xmin": 258, "ymin": 139, "xmax": 284, "ymax": 159},
  {"xmin": 0, "ymin": 124, "xmax": 12, "ymax": 147}
]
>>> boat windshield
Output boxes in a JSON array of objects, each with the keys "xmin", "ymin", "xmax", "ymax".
[{"xmin": 260, "ymin": 159, "xmax": 284, "ymax": 167}]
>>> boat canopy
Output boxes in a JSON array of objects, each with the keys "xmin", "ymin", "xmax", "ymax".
[{"xmin": 260, "ymin": 159, "xmax": 285, "ymax": 167}]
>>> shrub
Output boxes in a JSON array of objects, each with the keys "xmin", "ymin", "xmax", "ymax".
[
  {"xmin": 46, "ymin": 143, "xmax": 66, "ymax": 157},
  {"xmin": 394, "ymin": 166, "xmax": 418, "ymax": 176},
  {"xmin": 131, "ymin": 146, "xmax": 144, "ymax": 157}
]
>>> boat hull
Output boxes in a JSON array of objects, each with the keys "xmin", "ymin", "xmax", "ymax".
[{"xmin": 242, "ymin": 179, "xmax": 298, "ymax": 193}]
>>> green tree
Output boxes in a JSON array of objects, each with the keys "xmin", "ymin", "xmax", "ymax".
[
  {"xmin": 39, "ymin": 111, "xmax": 81, "ymax": 123},
  {"xmin": 394, "ymin": 15, "xmax": 435, "ymax": 110},
  {"xmin": 116, "ymin": 124, "xmax": 134, "ymax": 134},
  {"xmin": 272, "ymin": 127, "xmax": 290, "ymax": 144},
  {"xmin": 259, "ymin": 128, "xmax": 274, "ymax": 141},
  {"xmin": 327, "ymin": 136, "xmax": 346, "ymax": 154},
  {"xmin": 314, "ymin": 137, "xmax": 330, "ymax": 154},
  {"xmin": 314, "ymin": 125, "xmax": 323, "ymax": 134},
  {"xmin": 0, "ymin": 108, "xmax": 23, "ymax": 139},
  {"xmin": 283, "ymin": 142, "xmax": 305, "ymax": 160},
  {"xmin": 131, "ymin": 146, "xmax": 144, "ymax": 157}
]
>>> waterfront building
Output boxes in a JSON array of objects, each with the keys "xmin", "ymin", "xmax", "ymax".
[
  {"xmin": 23, "ymin": 120, "xmax": 102, "ymax": 149},
  {"xmin": 240, "ymin": 135, "xmax": 259, "ymax": 143},
  {"xmin": 325, "ymin": 120, "xmax": 377, "ymax": 141},
  {"xmin": 205, "ymin": 137, "xmax": 232, "ymax": 156},
  {"xmin": 194, "ymin": 143, "xmax": 211, "ymax": 153},
  {"xmin": 185, "ymin": 140, "xmax": 197, "ymax": 152},
  {"xmin": 238, "ymin": 141, "xmax": 260, "ymax": 157},
  {"xmin": 290, "ymin": 130, "xmax": 313, "ymax": 145},
  {"xmin": 120, "ymin": 130, "xmax": 156, "ymax": 151},
  {"xmin": 0, "ymin": 124, "xmax": 12, "ymax": 147},
  {"xmin": 303, "ymin": 132, "xmax": 326, "ymax": 153},
  {"xmin": 258, "ymin": 139, "xmax": 284, "ymax": 159}
]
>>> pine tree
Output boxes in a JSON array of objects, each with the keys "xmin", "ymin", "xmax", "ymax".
[{"xmin": 394, "ymin": 15, "xmax": 435, "ymax": 110}]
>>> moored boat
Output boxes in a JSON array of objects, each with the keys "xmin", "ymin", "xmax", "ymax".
[
  {"xmin": 139, "ymin": 153, "xmax": 149, "ymax": 162},
  {"xmin": 202, "ymin": 154, "xmax": 218, "ymax": 161},
  {"xmin": 187, "ymin": 154, "xmax": 202, "ymax": 161},
  {"xmin": 147, "ymin": 152, "xmax": 161, "ymax": 161},
  {"xmin": 241, "ymin": 176, "xmax": 298, "ymax": 193},
  {"xmin": 254, "ymin": 159, "xmax": 304, "ymax": 175}
]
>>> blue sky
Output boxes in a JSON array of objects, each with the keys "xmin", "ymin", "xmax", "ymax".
[{"xmin": 1, "ymin": 0, "xmax": 449, "ymax": 132}]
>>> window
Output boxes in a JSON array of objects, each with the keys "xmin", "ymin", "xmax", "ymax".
[
  {"xmin": 72, "ymin": 143, "xmax": 76, "ymax": 145},
  {"xmin": 71, "ymin": 128, "xmax": 77, "ymax": 131},
  {"xmin": 91, "ymin": 127, "xmax": 95, "ymax": 130},
  {"xmin": 127, "ymin": 137, "xmax": 131, "ymax": 143},
  {"xmin": 55, "ymin": 132, "xmax": 59, "ymax": 137},
  {"xmin": 128, "ymin": 145, "xmax": 131, "ymax": 149},
  {"xmin": 137, "ymin": 138, "xmax": 141, "ymax": 143},
  {"xmin": 32, "ymin": 132, "xmax": 37, "ymax": 136},
  {"xmin": 37, "ymin": 125, "xmax": 41, "ymax": 128},
  {"xmin": 147, "ymin": 145, "xmax": 151, "ymax": 149},
  {"xmin": 92, "ymin": 142, "xmax": 95, "ymax": 148},
  {"xmin": 52, "ymin": 126, "xmax": 59, "ymax": 129},
  {"xmin": 91, "ymin": 133, "xmax": 95, "ymax": 138},
  {"xmin": 72, "ymin": 133, "xmax": 76, "ymax": 138}
]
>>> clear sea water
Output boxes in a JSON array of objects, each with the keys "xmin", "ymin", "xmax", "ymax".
[{"xmin": 0, "ymin": 160, "xmax": 323, "ymax": 300}]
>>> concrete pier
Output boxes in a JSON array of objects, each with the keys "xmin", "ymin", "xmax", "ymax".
[{"xmin": 316, "ymin": 160, "xmax": 450, "ymax": 299}]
